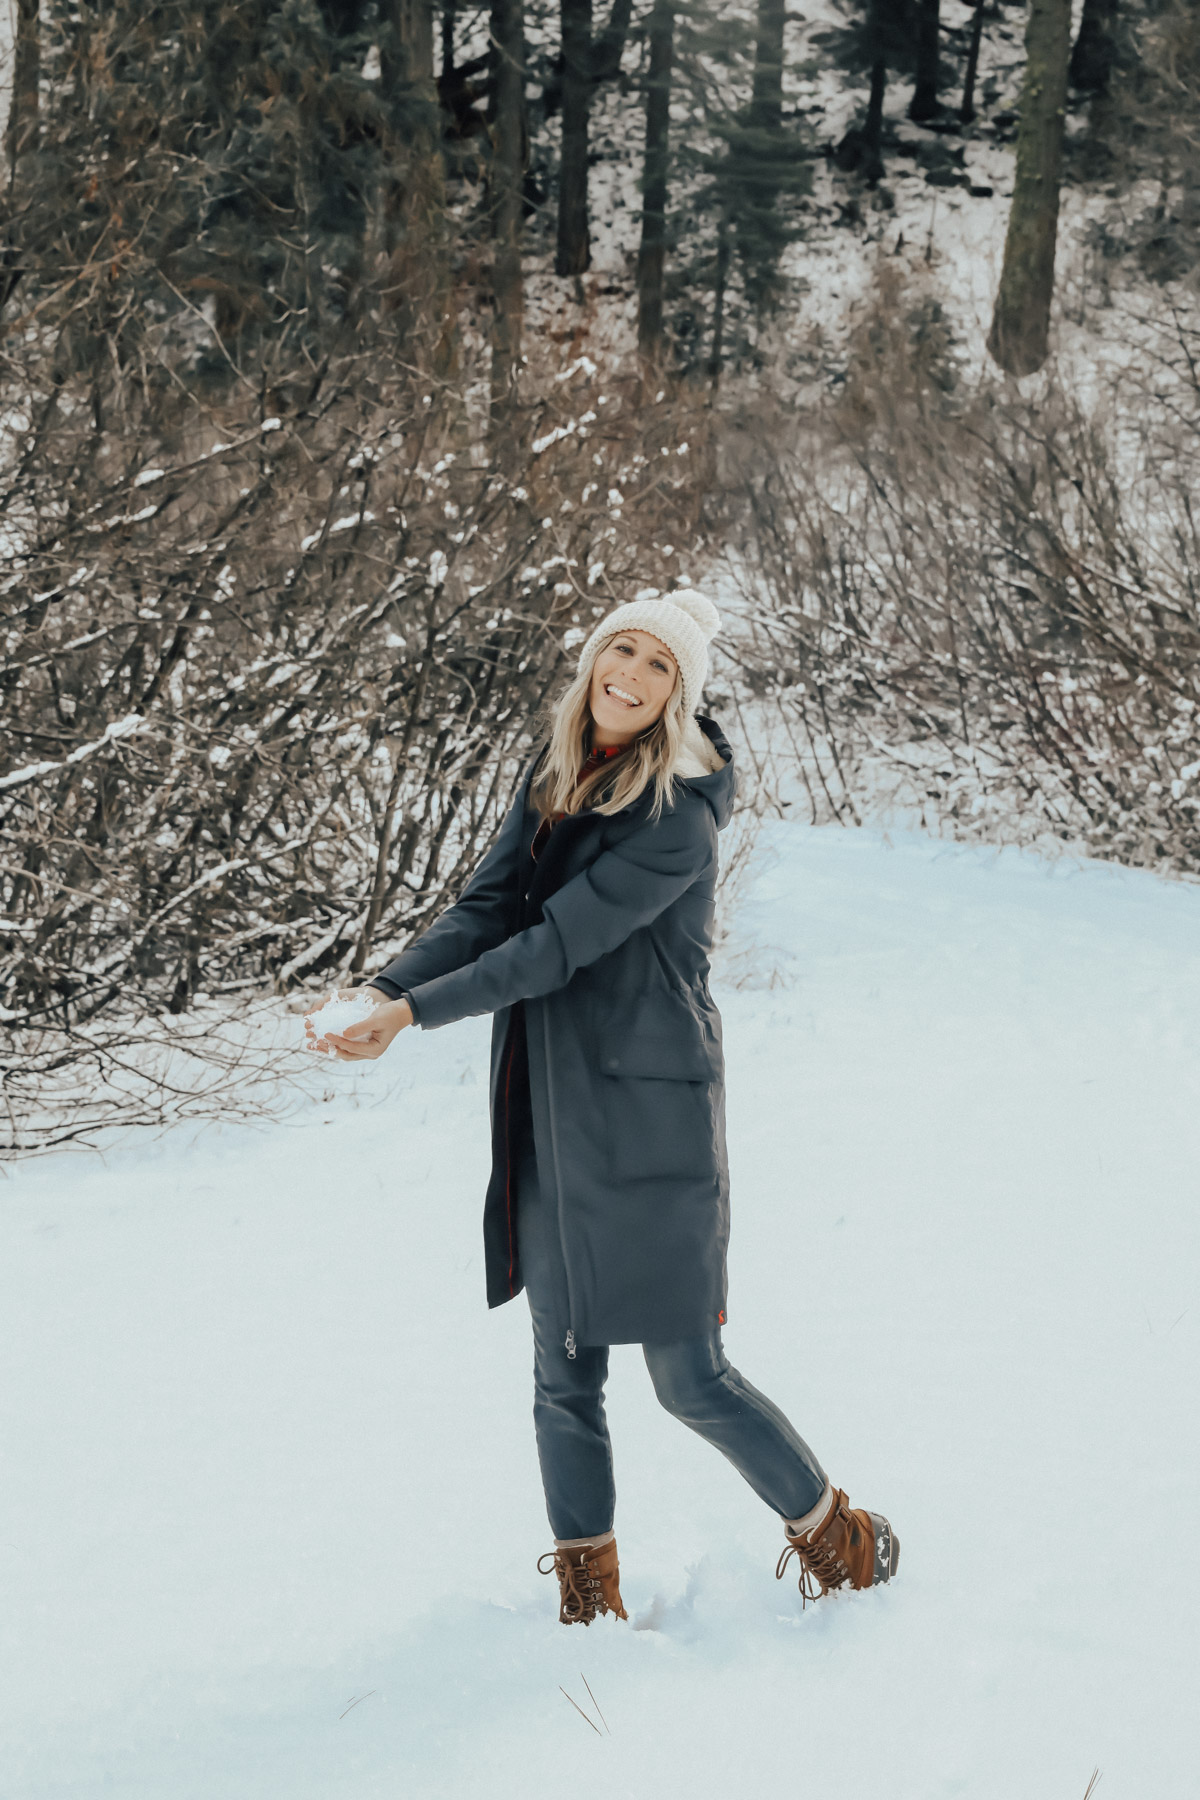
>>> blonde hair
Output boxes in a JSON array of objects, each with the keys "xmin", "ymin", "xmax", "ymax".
[{"xmin": 534, "ymin": 634, "xmax": 686, "ymax": 822}]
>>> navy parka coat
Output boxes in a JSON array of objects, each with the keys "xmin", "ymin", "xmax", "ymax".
[{"xmin": 371, "ymin": 715, "xmax": 737, "ymax": 1346}]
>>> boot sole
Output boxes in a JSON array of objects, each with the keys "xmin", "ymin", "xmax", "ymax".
[{"xmin": 867, "ymin": 1512, "xmax": 900, "ymax": 1585}]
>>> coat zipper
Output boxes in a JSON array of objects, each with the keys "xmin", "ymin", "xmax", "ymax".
[{"xmin": 540, "ymin": 1001, "xmax": 581, "ymax": 1354}]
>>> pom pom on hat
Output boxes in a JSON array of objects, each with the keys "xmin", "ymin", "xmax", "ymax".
[
  {"xmin": 659, "ymin": 587, "xmax": 721, "ymax": 641},
  {"xmin": 575, "ymin": 586, "xmax": 722, "ymax": 715}
]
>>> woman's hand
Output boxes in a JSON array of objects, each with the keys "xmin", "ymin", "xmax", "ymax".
[{"xmin": 304, "ymin": 987, "xmax": 413, "ymax": 1061}]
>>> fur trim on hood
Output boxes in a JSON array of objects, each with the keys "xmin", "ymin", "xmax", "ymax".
[{"xmin": 671, "ymin": 714, "xmax": 726, "ymax": 779}]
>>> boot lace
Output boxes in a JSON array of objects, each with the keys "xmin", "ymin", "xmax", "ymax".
[
  {"xmin": 776, "ymin": 1529, "xmax": 852, "ymax": 1607},
  {"xmin": 538, "ymin": 1549, "xmax": 604, "ymax": 1624}
]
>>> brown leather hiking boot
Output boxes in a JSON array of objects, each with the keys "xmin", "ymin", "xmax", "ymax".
[
  {"xmin": 776, "ymin": 1485, "xmax": 900, "ymax": 1606},
  {"xmin": 538, "ymin": 1535, "xmax": 629, "ymax": 1625}
]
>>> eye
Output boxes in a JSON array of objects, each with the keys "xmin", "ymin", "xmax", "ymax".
[
  {"xmin": 652, "ymin": 658, "xmax": 668, "ymax": 673},
  {"xmin": 615, "ymin": 641, "xmax": 633, "ymax": 654}
]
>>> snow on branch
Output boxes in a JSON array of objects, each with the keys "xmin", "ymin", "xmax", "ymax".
[{"xmin": 0, "ymin": 714, "xmax": 147, "ymax": 793}]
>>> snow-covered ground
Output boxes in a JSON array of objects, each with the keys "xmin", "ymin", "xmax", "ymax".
[{"xmin": 3, "ymin": 821, "xmax": 1198, "ymax": 1799}]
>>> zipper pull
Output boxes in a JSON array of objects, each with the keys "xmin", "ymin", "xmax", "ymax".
[{"xmin": 564, "ymin": 1329, "xmax": 577, "ymax": 1360}]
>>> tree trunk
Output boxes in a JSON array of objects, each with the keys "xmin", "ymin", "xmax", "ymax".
[
  {"xmin": 988, "ymin": 0, "xmax": 1072, "ymax": 375},
  {"xmin": 908, "ymin": 0, "xmax": 941, "ymax": 121},
  {"xmin": 863, "ymin": 57, "xmax": 887, "ymax": 185},
  {"xmin": 320, "ymin": 0, "xmax": 371, "ymax": 31},
  {"xmin": 708, "ymin": 208, "xmax": 731, "ymax": 390},
  {"xmin": 960, "ymin": 0, "xmax": 985, "ymax": 123},
  {"xmin": 381, "ymin": 0, "xmax": 436, "ymax": 88},
  {"xmin": 636, "ymin": 0, "xmax": 675, "ymax": 370},
  {"xmin": 557, "ymin": 0, "xmax": 593, "ymax": 276},
  {"xmin": 555, "ymin": 0, "xmax": 633, "ymax": 278},
  {"xmin": 732, "ymin": 0, "xmax": 791, "ymax": 312},
  {"xmin": 378, "ymin": 0, "xmax": 449, "ymax": 361},
  {"xmin": 441, "ymin": 0, "xmax": 457, "ymax": 81},
  {"xmin": 749, "ymin": 0, "xmax": 786, "ymax": 134},
  {"xmin": 592, "ymin": 0, "xmax": 632, "ymax": 79},
  {"xmin": 6, "ymin": 0, "xmax": 40, "ymax": 161},
  {"xmin": 489, "ymin": 0, "xmax": 526, "ymax": 416},
  {"xmin": 1069, "ymin": 0, "xmax": 1117, "ymax": 93}
]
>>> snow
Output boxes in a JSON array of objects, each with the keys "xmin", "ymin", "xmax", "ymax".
[
  {"xmin": 532, "ymin": 422, "xmax": 578, "ymax": 455},
  {"xmin": 299, "ymin": 513, "xmax": 376, "ymax": 551},
  {"xmin": 0, "ymin": 712, "xmax": 146, "ymax": 792},
  {"xmin": 3, "ymin": 822, "xmax": 1199, "ymax": 1797},
  {"xmin": 0, "ymin": 2, "xmax": 13, "ymax": 147},
  {"xmin": 303, "ymin": 989, "xmax": 383, "ymax": 1050}
]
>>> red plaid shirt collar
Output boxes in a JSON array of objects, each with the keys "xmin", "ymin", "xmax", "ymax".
[{"xmin": 579, "ymin": 742, "xmax": 626, "ymax": 775}]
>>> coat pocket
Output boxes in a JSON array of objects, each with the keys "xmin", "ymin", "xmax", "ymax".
[
  {"xmin": 598, "ymin": 1036, "xmax": 718, "ymax": 1182},
  {"xmin": 595, "ymin": 1029, "xmax": 720, "ymax": 1083}
]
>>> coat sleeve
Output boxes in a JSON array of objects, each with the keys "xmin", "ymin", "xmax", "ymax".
[
  {"xmin": 366, "ymin": 781, "xmax": 528, "ymax": 1010},
  {"xmin": 404, "ymin": 794, "xmax": 715, "ymax": 1030}
]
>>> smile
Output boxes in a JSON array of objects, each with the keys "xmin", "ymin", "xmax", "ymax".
[{"xmin": 604, "ymin": 684, "xmax": 642, "ymax": 707}]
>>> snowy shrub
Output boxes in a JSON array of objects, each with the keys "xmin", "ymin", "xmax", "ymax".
[
  {"xmin": 1, "ymin": 361, "xmax": 719, "ymax": 1148},
  {"xmin": 0, "ymin": 0, "xmax": 722, "ymax": 1149},
  {"xmin": 727, "ymin": 285, "xmax": 1200, "ymax": 872},
  {"xmin": 0, "ymin": 356, "xmax": 716, "ymax": 1133}
]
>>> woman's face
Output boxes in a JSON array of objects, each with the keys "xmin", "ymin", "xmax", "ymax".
[{"xmin": 588, "ymin": 630, "xmax": 679, "ymax": 746}]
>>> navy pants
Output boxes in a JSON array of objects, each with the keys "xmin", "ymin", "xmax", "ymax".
[{"xmin": 515, "ymin": 1131, "xmax": 828, "ymax": 1541}]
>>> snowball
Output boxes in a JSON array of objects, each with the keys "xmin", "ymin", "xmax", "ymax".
[{"xmin": 302, "ymin": 989, "xmax": 381, "ymax": 1052}]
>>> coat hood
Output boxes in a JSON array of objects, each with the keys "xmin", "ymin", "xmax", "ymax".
[{"xmin": 672, "ymin": 714, "xmax": 736, "ymax": 831}]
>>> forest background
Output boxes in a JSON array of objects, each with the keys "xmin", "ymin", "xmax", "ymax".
[{"xmin": 3, "ymin": 0, "xmax": 1200, "ymax": 1150}]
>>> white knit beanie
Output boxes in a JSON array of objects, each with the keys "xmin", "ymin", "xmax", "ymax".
[{"xmin": 575, "ymin": 588, "xmax": 721, "ymax": 716}]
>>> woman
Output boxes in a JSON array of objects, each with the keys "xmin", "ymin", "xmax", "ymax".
[{"xmin": 309, "ymin": 589, "xmax": 898, "ymax": 1624}]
